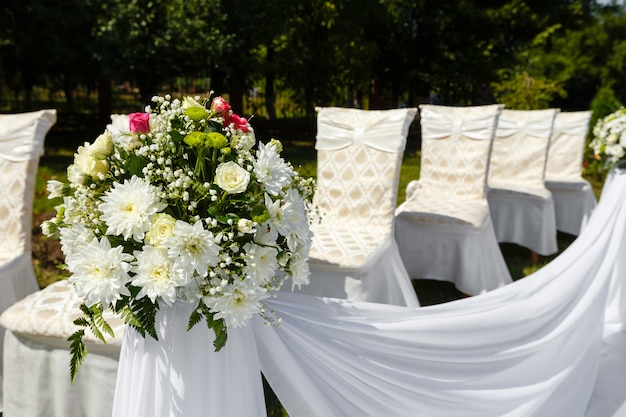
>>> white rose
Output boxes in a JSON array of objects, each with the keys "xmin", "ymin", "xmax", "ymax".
[
  {"xmin": 146, "ymin": 213, "xmax": 177, "ymax": 247},
  {"xmin": 90, "ymin": 131, "xmax": 114, "ymax": 159},
  {"xmin": 215, "ymin": 161, "xmax": 250, "ymax": 194},
  {"xmin": 70, "ymin": 142, "xmax": 109, "ymax": 183}
]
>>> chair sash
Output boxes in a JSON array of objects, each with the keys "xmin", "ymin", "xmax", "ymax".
[
  {"xmin": 552, "ymin": 114, "xmax": 591, "ymax": 136},
  {"xmin": 496, "ymin": 115, "xmax": 555, "ymax": 139},
  {"xmin": 0, "ymin": 110, "xmax": 57, "ymax": 161},
  {"xmin": 420, "ymin": 107, "xmax": 498, "ymax": 141},
  {"xmin": 315, "ymin": 107, "xmax": 416, "ymax": 153}
]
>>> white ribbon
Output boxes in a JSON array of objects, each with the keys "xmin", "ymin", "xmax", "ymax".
[
  {"xmin": 315, "ymin": 107, "xmax": 417, "ymax": 153},
  {"xmin": 496, "ymin": 110, "xmax": 557, "ymax": 138},
  {"xmin": 420, "ymin": 106, "xmax": 501, "ymax": 141},
  {"xmin": 552, "ymin": 112, "xmax": 591, "ymax": 136},
  {"xmin": 0, "ymin": 109, "xmax": 57, "ymax": 161}
]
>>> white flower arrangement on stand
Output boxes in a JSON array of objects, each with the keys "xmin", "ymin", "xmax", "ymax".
[
  {"xmin": 590, "ymin": 107, "xmax": 626, "ymax": 169},
  {"xmin": 43, "ymin": 94, "xmax": 314, "ymax": 380}
]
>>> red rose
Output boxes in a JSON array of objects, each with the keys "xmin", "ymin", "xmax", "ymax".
[
  {"xmin": 128, "ymin": 112, "xmax": 151, "ymax": 133},
  {"xmin": 225, "ymin": 113, "xmax": 250, "ymax": 133},
  {"xmin": 210, "ymin": 96, "xmax": 231, "ymax": 115}
]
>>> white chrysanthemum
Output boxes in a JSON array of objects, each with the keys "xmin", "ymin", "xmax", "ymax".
[
  {"xmin": 67, "ymin": 237, "xmax": 133, "ymax": 307},
  {"xmin": 131, "ymin": 246, "xmax": 186, "ymax": 305},
  {"xmin": 281, "ymin": 188, "xmax": 312, "ymax": 251},
  {"xmin": 46, "ymin": 180, "xmax": 64, "ymax": 199},
  {"xmin": 59, "ymin": 224, "xmax": 96, "ymax": 260},
  {"xmin": 99, "ymin": 175, "xmax": 167, "ymax": 241},
  {"xmin": 253, "ymin": 142, "xmax": 294, "ymax": 195},
  {"xmin": 243, "ymin": 243, "xmax": 278, "ymax": 284},
  {"xmin": 163, "ymin": 220, "xmax": 222, "ymax": 278},
  {"xmin": 289, "ymin": 249, "xmax": 311, "ymax": 290},
  {"xmin": 205, "ymin": 279, "xmax": 268, "ymax": 328},
  {"xmin": 254, "ymin": 221, "xmax": 278, "ymax": 246}
]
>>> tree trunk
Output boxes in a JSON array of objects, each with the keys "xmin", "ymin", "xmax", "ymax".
[
  {"xmin": 229, "ymin": 70, "xmax": 245, "ymax": 115},
  {"xmin": 264, "ymin": 47, "xmax": 277, "ymax": 120},
  {"xmin": 98, "ymin": 77, "xmax": 112, "ymax": 125}
]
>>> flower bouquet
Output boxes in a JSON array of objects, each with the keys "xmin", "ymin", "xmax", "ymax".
[
  {"xmin": 43, "ymin": 94, "xmax": 313, "ymax": 380},
  {"xmin": 590, "ymin": 107, "xmax": 626, "ymax": 169}
]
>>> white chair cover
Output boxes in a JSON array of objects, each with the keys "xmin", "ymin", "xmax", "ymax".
[
  {"xmin": 488, "ymin": 108, "xmax": 559, "ymax": 255},
  {"xmin": 395, "ymin": 104, "xmax": 512, "ymax": 295},
  {"xmin": 545, "ymin": 111, "xmax": 597, "ymax": 235},
  {"xmin": 0, "ymin": 280, "xmax": 124, "ymax": 417},
  {"xmin": 108, "ymin": 169, "xmax": 626, "ymax": 417},
  {"xmin": 0, "ymin": 109, "xmax": 56, "ymax": 411},
  {"xmin": 293, "ymin": 107, "xmax": 419, "ymax": 307}
]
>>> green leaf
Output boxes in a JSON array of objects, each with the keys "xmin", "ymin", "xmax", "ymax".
[{"xmin": 68, "ymin": 329, "xmax": 87, "ymax": 383}]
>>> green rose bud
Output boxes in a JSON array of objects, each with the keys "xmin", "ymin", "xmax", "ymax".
[
  {"xmin": 184, "ymin": 106, "xmax": 208, "ymax": 121},
  {"xmin": 207, "ymin": 132, "xmax": 229, "ymax": 149},
  {"xmin": 184, "ymin": 131, "xmax": 209, "ymax": 148}
]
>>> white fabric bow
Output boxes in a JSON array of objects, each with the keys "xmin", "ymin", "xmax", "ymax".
[
  {"xmin": 315, "ymin": 107, "xmax": 417, "ymax": 153},
  {"xmin": 496, "ymin": 113, "xmax": 556, "ymax": 138},
  {"xmin": 0, "ymin": 109, "xmax": 57, "ymax": 161},
  {"xmin": 552, "ymin": 114, "xmax": 591, "ymax": 136},
  {"xmin": 420, "ymin": 106, "xmax": 500, "ymax": 141}
]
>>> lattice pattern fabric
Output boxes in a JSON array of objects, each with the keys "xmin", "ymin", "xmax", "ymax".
[
  {"xmin": 546, "ymin": 111, "xmax": 592, "ymax": 182},
  {"xmin": 489, "ymin": 108, "xmax": 558, "ymax": 188},
  {"xmin": 395, "ymin": 104, "xmax": 512, "ymax": 295},
  {"xmin": 313, "ymin": 146, "xmax": 403, "ymax": 232},
  {"xmin": 397, "ymin": 103, "xmax": 502, "ymax": 221},
  {"xmin": 310, "ymin": 107, "xmax": 416, "ymax": 268},
  {"xmin": 417, "ymin": 104, "xmax": 502, "ymax": 201},
  {"xmin": 0, "ymin": 109, "xmax": 56, "ymax": 261},
  {"xmin": 0, "ymin": 158, "xmax": 39, "ymax": 260},
  {"xmin": 0, "ymin": 279, "xmax": 124, "ymax": 345}
]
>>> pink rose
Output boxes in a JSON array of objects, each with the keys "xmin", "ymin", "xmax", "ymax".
[
  {"xmin": 225, "ymin": 113, "xmax": 250, "ymax": 132},
  {"xmin": 210, "ymin": 96, "xmax": 231, "ymax": 115},
  {"xmin": 128, "ymin": 112, "xmax": 151, "ymax": 133}
]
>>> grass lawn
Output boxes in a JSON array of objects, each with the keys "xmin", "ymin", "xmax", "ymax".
[{"xmin": 29, "ymin": 117, "xmax": 607, "ymax": 416}]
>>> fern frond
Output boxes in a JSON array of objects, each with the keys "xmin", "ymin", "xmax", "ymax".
[
  {"xmin": 68, "ymin": 329, "xmax": 87, "ymax": 383},
  {"xmin": 129, "ymin": 296, "xmax": 159, "ymax": 340}
]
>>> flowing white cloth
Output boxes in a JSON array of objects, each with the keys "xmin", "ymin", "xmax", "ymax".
[
  {"xmin": 110, "ymin": 170, "xmax": 626, "ymax": 417},
  {"xmin": 257, "ymin": 168, "xmax": 626, "ymax": 417},
  {"xmin": 111, "ymin": 302, "xmax": 266, "ymax": 417}
]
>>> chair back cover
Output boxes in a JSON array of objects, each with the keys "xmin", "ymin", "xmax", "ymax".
[
  {"xmin": 313, "ymin": 107, "xmax": 416, "ymax": 232},
  {"xmin": 546, "ymin": 110, "xmax": 592, "ymax": 181},
  {"xmin": 418, "ymin": 104, "xmax": 503, "ymax": 200},
  {"xmin": 489, "ymin": 108, "xmax": 558, "ymax": 187},
  {"xmin": 0, "ymin": 110, "xmax": 56, "ymax": 258}
]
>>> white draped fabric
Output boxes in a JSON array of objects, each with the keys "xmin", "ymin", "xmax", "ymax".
[
  {"xmin": 545, "ymin": 111, "xmax": 597, "ymax": 236},
  {"xmin": 395, "ymin": 104, "xmax": 511, "ymax": 295},
  {"xmin": 0, "ymin": 109, "xmax": 56, "ymax": 412},
  {"xmin": 258, "ymin": 168, "xmax": 626, "ymax": 417},
  {"xmin": 109, "ymin": 169, "xmax": 626, "ymax": 417},
  {"xmin": 488, "ymin": 109, "xmax": 559, "ymax": 255},
  {"xmin": 112, "ymin": 302, "xmax": 266, "ymax": 417},
  {"xmin": 0, "ymin": 110, "xmax": 56, "ymax": 161}
]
